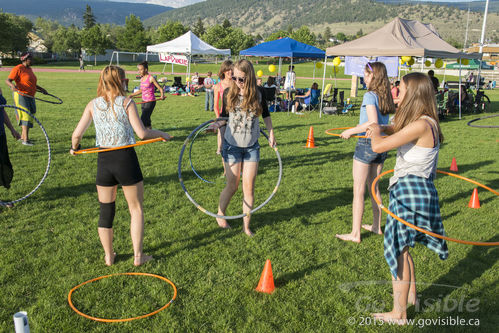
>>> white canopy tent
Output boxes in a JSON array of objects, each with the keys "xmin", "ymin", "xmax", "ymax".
[{"xmin": 146, "ymin": 31, "xmax": 231, "ymax": 78}]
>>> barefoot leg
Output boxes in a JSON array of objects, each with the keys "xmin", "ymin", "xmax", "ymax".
[
  {"xmin": 217, "ymin": 161, "xmax": 240, "ymax": 228},
  {"xmin": 241, "ymin": 161, "xmax": 258, "ymax": 237}
]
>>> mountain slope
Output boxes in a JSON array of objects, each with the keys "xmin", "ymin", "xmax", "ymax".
[
  {"xmin": 143, "ymin": 0, "xmax": 499, "ymax": 45},
  {"xmin": 0, "ymin": 0, "xmax": 173, "ymax": 26}
]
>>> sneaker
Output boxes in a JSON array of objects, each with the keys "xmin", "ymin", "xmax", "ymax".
[{"xmin": 22, "ymin": 140, "xmax": 34, "ymax": 146}]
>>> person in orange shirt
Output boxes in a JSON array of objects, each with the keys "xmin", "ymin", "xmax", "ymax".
[{"xmin": 5, "ymin": 52, "xmax": 47, "ymax": 146}]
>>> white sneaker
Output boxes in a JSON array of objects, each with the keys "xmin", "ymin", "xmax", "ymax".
[{"xmin": 22, "ymin": 140, "xmax": 34, "ymax": 146}]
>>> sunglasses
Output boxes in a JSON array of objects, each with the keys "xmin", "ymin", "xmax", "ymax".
[
  {"xmin": 366, "ymin": 62, "xmax": 373, "ymax": 72},
  {"xmin": 231, "ymin": 76, "xmax": 246, "ymax": 83}
]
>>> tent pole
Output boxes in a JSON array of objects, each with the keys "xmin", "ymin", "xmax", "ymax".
[
  {"xmin": 476, "ymin": 0, "xmax": 490, "ymax": 90},
  {"xmin": 161, "ymin": 62, "xmax": 167, "ymax": 75},
  {"xmin": 458, "ymin": 58, "xmax": 462, "ymax": 120},
  {"xmin": 288, "ymin": 57, "xmax": 293, "ymax": 113},
  {"xmin": 319, "ymin": 54, "xmax": 327, "ymax": 118},
  {"xmin": 421, "ymin": 56, "xmax": 425, "ymax": 72},
  {"xmin": 313, "ymin": 60, "xmax": 316, "ymax": 81}
]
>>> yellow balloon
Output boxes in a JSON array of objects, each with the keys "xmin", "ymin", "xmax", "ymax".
[
  {"xmin": 186, "ymin": 77, "xmax": 190, "ymax": 82},
  {"xmin": 424, "ymin": 60, "xmax": 431, "ymax": 67},
  {"xmin": 435, "ymin": 59, "xmax": 443, "ymax": 68},
  {"xmin": 399, "ymin": 59, "xmax": 405, "ymax": 65},
  {"xmin": 332, "ymin": 57, "xmax": 341, "ymax": 67},
  {"xmin": 407, "ymin": 57, "xmax": 415, "ymax": 66},
  {"xmin": 257, "ymin": 70, "xmax": 263, "ymax": 77},
  {"xmin": 268, "ymin": 64, "xmax": 276, "ymax": 73},
  {"xmin": 316, "ymin": 62, "xmax": 323, "ymax": 69},
  {"xmin": 401, "ymin": 56, "xmax": 411, "ymax": 63},
  {"xmin": 462, "ymin": 58, "xmax": 469, "ymax": 65}
]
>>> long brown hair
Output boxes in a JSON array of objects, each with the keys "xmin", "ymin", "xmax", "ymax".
[
  {"xmin": 365, "ymin": 62, "xmax": 395, "ymax": 115},
  {"xmin": 225, "ymin": 59, "xmax": 262, "ymax": 116},
  {"xmin": 97, "ymin": 65, "xmax": 126, "ymax": 105},
  {"xmin": 218, "ymin": 60, "xmax": 234, "ymax": 80},
  {"xmin": 393, "ymin": 72, "xmax": 443, "ymax": 143}
]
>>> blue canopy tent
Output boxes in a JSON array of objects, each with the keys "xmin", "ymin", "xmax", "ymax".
[{"xmin": 240, "ymin": 38, "xmax": 326, "ymax": 112}]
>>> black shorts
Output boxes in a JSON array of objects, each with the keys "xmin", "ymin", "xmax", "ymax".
[{"xmin": 96, "ymin": 147, "xmax": 143, "ymax": 186}]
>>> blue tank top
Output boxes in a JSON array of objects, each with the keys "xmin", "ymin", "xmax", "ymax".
[{"xmin": 92, "ymin": 96, "xmax": 135, "ymax": 148}]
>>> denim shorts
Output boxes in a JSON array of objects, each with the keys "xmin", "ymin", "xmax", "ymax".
[
  {"xmin": 222, "ymin": 141, "xmax": 260, "ymax": 163},
  {"xmin": 353, "ymin": 138, "xmax": 387, "ymax": 164}
]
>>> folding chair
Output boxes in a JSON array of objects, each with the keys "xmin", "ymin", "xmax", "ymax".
[{"xmin": 322, "ymin": 88, "xmax": 338, "ymax": 107}]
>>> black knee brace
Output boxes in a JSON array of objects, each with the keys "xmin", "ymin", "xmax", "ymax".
[{"xmin": 98, "ymin": 202, "xmax": 115, "ymax": 228}]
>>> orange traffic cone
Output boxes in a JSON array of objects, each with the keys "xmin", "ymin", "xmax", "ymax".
[
  {"xmin": 305, "ymin": 126, "xmax": 316, "ymax": 148},
  {"xmin": 255, "ymin": 259, "xmax": 275, "ymax": 294},
  {"xmin": 468, "ymin": 188, "xmax": 480, "ymax": 209},
  {"xmin": 450, "ymin": 157, "xmax": 458, "ymax": 172}
]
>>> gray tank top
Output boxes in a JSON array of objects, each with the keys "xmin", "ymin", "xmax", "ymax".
[{"xmin": 92, "ymin": 96, "xmax": 135, "ymax": 148}]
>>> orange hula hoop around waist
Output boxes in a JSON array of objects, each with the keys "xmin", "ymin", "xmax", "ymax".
[
  {"xmin": 371, "ymin": 169, "xmax": 499, "ymax": 246},
  {"xmin": 74, "ymin": 137, "xmax": 168, "ymax": 155}
]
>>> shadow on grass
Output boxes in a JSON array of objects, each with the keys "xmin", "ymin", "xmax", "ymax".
[
  {"xmin": 275, "ymin": 260, "xmax": 336, "ymax": 287},
  {"xmin": 416, "ymin": 235, "xmax": 499, "ymax": 316}
]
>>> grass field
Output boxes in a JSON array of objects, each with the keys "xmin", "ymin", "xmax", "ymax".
[{"xmin": 0, "ymin": 66, "xmax": 498, "ymax": 332}]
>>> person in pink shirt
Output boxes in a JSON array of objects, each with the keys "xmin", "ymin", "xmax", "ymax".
[{"xmin": 129, "ymin": 61, "xmax": 164, "ymax": 129}]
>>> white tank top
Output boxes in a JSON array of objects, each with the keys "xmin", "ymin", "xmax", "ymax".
[
  {"xmin": 389, "ymin": 116, "xmax": 440, "ymax": 189},
  {"xmin": 92, "ymin": 96, "xmax": 135, "ymax": 148}
]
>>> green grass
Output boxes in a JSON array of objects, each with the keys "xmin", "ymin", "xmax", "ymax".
[{"xmin": 0, "ymin": 69, "xmax": 498, "ymax": 332}]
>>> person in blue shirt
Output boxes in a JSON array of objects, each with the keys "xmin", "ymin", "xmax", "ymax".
[
  {"xmin": 336, "ymin": 62, "xmax": 395, "ymax": 243},
  {"xmin": 292, "ymin": 82, "xmax": 320, "ymax": 112}
]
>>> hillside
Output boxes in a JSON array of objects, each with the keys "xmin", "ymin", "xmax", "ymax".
[
  {"xmin": 379, "ymin": 1, "xmax": 499, "ymax": 13},
  {"xmin": 0, "ymin": 0, "xmax": 172, "ymax": 26},
  {"xmin": 144, "ymin": 0, "xmax": 499, "ymax": 46}
]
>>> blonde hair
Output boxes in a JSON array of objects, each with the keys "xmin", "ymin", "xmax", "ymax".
[
  {"xmin": 218, "ymin": 60, "xmax": 234, "ymax": 80},
  {"xmin": 365, "ymin": 62, "xmax": 396, "ymax": 115},
  {"xmin": 393, "ymin": 72, "xmax": 443, "ymax": 143},
  {"xmin": 225, "ymin": 60, "xmax": 262, "ymax": 116},
  {"xmin": 97, "ymin": 65, "xmax": 126, "ymax": 104}
]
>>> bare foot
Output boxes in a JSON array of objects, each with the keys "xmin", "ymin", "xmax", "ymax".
[
  {"xmin": 104, "ymin": 252, "xmax": 116, "ymax": 266},
  {"xmin": 243, "ymin": 228, "xmax": 254, "ymax": 237},
  {"xmin": 408, "ymin": 293, "xmax": 418, "ymax": 306},
  {"xmin": 362, "ymin": 224, "xmax": 383, "ymax": 235},
  {"xmin": 372, "ymin": 312, "xmax": 407, "ymax": 325},
  {"xmin": 134, "ymin": 254, "xmax": 153, "ymax": 266},
  {"xmin": 216, "ymin": 217, "xmax": 231, "ymax": 229},
  {"xmin": 335, "ymin": 233, "xmax": 361, "ymax": 243}
]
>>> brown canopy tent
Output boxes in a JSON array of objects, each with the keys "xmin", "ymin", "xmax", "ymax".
[{"xmin": 321, "ymin": 17, "xmax": 482, "ymax": 118}]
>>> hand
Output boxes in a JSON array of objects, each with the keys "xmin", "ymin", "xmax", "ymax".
[
  {"xmin": 11, "ymin": 129, "xmax": 21, "ymax": 140},
  {"xmin": 366, "ymin": 123, "xmax": 381, "ymax": 137},
  {"xmin": 161, "ymin": 133, "xmax": 173, "ymax": 141},
  {"xmin": 206, "ymin": 122, "xmax": 219, "ymax": 133},
  {"xmin": 340, "ymin": 129, "xmax": 353, "ymax": 139},
  {"xmin": 268, "ymin": 131, "xmax": 276, "ymax": 148},
  {"xmin": 160, "ymin": 95, "xmax": 166, "ymax": 100}
]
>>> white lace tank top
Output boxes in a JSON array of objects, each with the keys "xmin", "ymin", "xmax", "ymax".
[
  {"xmin": 389, "ymin": 116, "xmax": 440, "ymax": 189},
  {"xmin": 92, "ymin": 96, "xmax": 135, "ymax": 148}
]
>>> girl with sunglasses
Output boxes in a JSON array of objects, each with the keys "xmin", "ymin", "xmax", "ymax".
[
  {"xmin": 336, "ymin": 62, "xmax": 395, "ymax": 243},
  {"xmin": 367, "ymin": 72, "xmax": 447, "ymax": 324},
  {"xmin": 209, "ymin": 60, "xmax": 276, "ymax": 236}
]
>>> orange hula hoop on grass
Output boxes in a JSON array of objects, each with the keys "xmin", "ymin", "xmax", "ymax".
[
  {"xmin": 371, "ymin": 169, "xmax": 499, "ymax": 246},
  {"xmin": 74, "ymin": 137, "xmax": 169, "ymax": 155},
  {"xmin": 68, "ymin": 272, "xmax": 177, "ymax": 323}
]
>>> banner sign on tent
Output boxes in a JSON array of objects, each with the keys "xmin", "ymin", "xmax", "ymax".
[
  {"xmin": 159, "ymin": 53, "xmax": 189, "ymax": 66},
  {"xmin": 345, "ymin": 56, "xmax": 399, "ymax": 77}
]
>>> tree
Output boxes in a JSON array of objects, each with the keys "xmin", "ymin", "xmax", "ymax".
[
  {"xmin": 34, "ymin": 18, "xmax": 61, "ymax": 52},
  {"xmin": 324, "ymin": 27, "xmax": 331, "ymax": 42},
  {"xmin": 116, "ymin": 15, "xmax": 149, "ymax": 52},
  {"xmin": 0, "ymin": 13, "xmax": 33, "ymax": 54},
  {"xmin": 81, "ymin": 25, "xmax": 109, "ymax": 65},
  {"xmin": 202, "ymin": 24, "xmax": 255, "ymax": 55},
  {"xmin": 265, "ymin": 30, "xmax": 289, "ymax": 42},
  {"xmin": 83, "ymin": 5, "xmax": 96, "ymax": 30},
  {"xmin": 336, "ymin": 32, "xmax": 347, "ymax": 42},
  {"xmin": 52, "ymin": 25, "xmax": 81, "ymax": 57},
  {"xmin": 291, "ymin": 26, "xmax": 315, "ymax": 45},
  {"xmin": 222, "ymin": 19, "xmax": 231, "ymax": 29},
  {"xmin": 192, "ymin": 18, "xmax": 205, "ymax": 37},
  {"xmin": 155, "ymin": 21, "xmax": 188, "ymax": 44}
]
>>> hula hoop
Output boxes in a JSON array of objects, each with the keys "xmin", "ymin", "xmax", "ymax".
[
  {"xmin": 371, "ymin": 169, "xmax": 499, "ymax": 246},
  {"xmin": 325, "ymin": 127, "xmax": 388, "ymax": 138},
  {"xmin": 74, "ymin": 137, "xmax": 168, "ymax": 155},
  {"xmin": 14, "ymin": 90, "xmax": 63, "ymax": 105},
  {"xmin": 178, "ymin": 117, "xmax": 282, "ymax": 220},
  {"xmin": 189, "ymin": 122, "xmax": 218, "ymax": 184},
  {"xmin": 68, "ymin": 272, "xmax": 177, "ymax": 323},
  {"xmin": 0, "ymin": 105, "xmax": 51, "ymax": 207},
  {"xmin": 467, "ymin": 114, "xmax": 499, "ymax": 128}
]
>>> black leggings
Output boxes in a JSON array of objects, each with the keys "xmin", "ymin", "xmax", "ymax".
[{"xmin": 140, "ymin": 101, "xmax": 156, "ymax": 128}]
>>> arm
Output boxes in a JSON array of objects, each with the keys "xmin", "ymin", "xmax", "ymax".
[
  {"xmin": 5, "ymin": 78, "xmax": 16, "ymax": 91},
  {"xmin": 263, "ymin": 116, "xmax": 276, "ymax": 147},
  {"xmin": 340, "ymin": 105, "xmax": 379, "ymax": 139},
  {"xmin": 2, "ymin": 109, "xmax": 20, "ymax": 140},
  {"xmin": 367, "ymin": 120, "xmax": 427, "ymax": 153},
  {"xmin": 296, "ymin": 89, "xmax": 311, "ymax": 99},
  {"xmin": 214, "ymin": 85, "xmax": 220, "ymax": 113},
  {"xmin": 125, "ymin": 98, "xmax": 171, "ymax": 140},
  {"xmin": 150, "ymin": 76, "xmax": 165, "ymax": 100},
  {"xmin": 70, "ymin": 101, "xmax": 94, "ymax": 154},
  {"xmin": 128, "ymin": 89, "xmax": 142, "ymax": 98}
]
